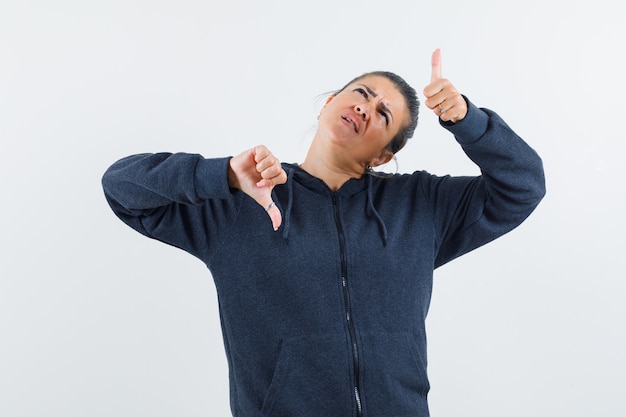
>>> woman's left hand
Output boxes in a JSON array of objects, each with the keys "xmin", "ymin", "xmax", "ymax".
[{"xmin": 423, "ymin": 49, "xmax": 467, "ymax": 123}]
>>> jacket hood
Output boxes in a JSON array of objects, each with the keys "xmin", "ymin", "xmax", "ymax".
[{"xmin": 275, "ymin": 163, "xmax": 389, "ymax": 245}]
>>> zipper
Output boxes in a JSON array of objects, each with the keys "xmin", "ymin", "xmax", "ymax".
[{"xmin": 332, "ymin": 192, "xmax": 363, "ymax": 417}]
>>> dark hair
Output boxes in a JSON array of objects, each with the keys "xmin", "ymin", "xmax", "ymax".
[{"xmin": 336, "ymin": 71, "xmax": 420, "ymax": 154}]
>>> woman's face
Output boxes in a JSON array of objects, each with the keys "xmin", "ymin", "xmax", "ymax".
[{"xmin": 318, "ymin": 74, "xmax": 410, "ymax": 167}]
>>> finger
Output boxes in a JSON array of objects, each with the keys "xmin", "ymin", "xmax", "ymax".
[
  {"xmin": 423, "ymin": 87, "xmax": 448, "ymax": 110},
  {"xmin": 259, "ymin": 164, "xmax": 284, "ymax": 180},
  {"xmin": 438, "ymin": 97, "xmax": 467, "ymax": 122},
  {"xmin": 431, "ymin": 48, "xmax": 443, "ymax": 83},
  {"xmin": 438, "ymin": 103, "xmax": 454, "ymax": 120},
  {"xmin": 436, "ymin": 102, "xmax": 446, "ymax": 117},
  {"xmin": 253, "ymin": 145, "xmax": 271, "ymax": 164},
  {"xmin": 256, "ymin": 155, "xmax": 278, "ymax": 175},
  {"xmin": 254, "ymin": 147, "xmax": 283, "ymax": 179},
  {"xmin": 424, "ymin": 79, "xmax": 458, "ymax": 108},
  {"xmin": 257, "ymin": 167, "xmax": 287, "ymax": 188}
]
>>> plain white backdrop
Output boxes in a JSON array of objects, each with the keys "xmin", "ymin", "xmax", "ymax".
[{"xmin": 1, "ymin": 1, "xmax": 625, "ymax": 416}]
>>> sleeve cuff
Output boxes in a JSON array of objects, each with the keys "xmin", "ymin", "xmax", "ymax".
[
  {"xmin": 440, "ymin": 95, "xmax": 489, "ymax": 145},
  {"xmin": 194, "ymin": 157, "xmax": 234, "ymax": 200}
]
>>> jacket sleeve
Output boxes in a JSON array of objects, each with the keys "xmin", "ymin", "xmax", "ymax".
[
  {"xmin": 426, "ymin": 97, "xmax": 546, "ymax": 268},
  {"xmin": 101, "ymin": 152, "xmax": 241, "ymax": 263}
]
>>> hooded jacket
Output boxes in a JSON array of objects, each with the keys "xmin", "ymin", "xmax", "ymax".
[{"xmin": 102, "ymin": 99, "xmax": 545, "ymax": 417}]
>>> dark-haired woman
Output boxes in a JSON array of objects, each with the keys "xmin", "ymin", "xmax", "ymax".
[{"xmin": 102, "ymin": 49, "xmax": 545, "ymax": 417}]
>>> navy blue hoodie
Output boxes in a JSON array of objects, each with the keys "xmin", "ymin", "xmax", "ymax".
[{"xmin": 102, "ymin": 99, "xmax": 545, "ymax": 417}]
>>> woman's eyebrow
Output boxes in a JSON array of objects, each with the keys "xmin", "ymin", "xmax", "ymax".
[
  {"xmin": 358, "ymin": 84, "xmax": 378, "ymax": 98},
  {"xmin": 379, "ymin": 101, "xmax": 394, "ymax": 122},
  {"xmin": 358, "ymin": 84, "xmax": 395, "ymax": 123}
]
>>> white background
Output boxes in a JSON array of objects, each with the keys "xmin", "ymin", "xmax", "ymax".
[{"xmin": 1, "ymin": 1, "xmax": 625, "ymax": 416}]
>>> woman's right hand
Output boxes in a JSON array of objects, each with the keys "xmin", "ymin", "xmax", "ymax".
[{"xmin": 228, "ymin": 145, "xmax": 287, "ymax": 231}]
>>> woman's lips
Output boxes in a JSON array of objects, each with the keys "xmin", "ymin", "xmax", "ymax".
[{"xmin": 341, "ymin": 114, "xmax": 359, "ymax": 133}]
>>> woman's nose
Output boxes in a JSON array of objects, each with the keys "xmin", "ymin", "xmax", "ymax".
[{"xmin": 355, "ymin": 104, "xmax": 369, "ymax": 120}]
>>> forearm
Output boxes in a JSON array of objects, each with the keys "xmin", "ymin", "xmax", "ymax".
[
  {"xmin": 444, "ymin": 98, "xmax": 546, "ymax": 216},
  {"xmin": 101, "ymin": 153, "xmax": 233, "ymax": 216},
  {"xmin": 101, "ymin": 152, "xmax": 240, "ymax": 259},
  {"xmin": 430, "ymin": 98, "xmax": 545, "ymax": 267}
]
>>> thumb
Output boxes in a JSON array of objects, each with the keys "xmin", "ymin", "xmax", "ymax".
[
  {"xmin": 266, "ymin": 202, "xmax": 282, "ymax": 232},
  {"xmin": 431, "ymin": 48, "xmax": 443, "ymax": 83},
  {"xmin": 258, "ymin": 191, "xmax": 282, "ymax": 232}
]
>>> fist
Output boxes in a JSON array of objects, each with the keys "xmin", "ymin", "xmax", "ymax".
[
  {"xmin": 423, "ymin": 49, "xmax": 467, "ymax": 123},
  {"xmin": 228, "ymin": 145, "xmax": 287, "ymax": 231}
]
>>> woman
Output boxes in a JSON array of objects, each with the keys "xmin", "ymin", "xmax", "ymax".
[{"xmin": 102, "ymin": 49, "xmax": 545, "ymax": 417}]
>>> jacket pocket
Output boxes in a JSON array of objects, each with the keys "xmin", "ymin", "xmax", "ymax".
[
  {"xmin": 258, "ymin": 334, "xmax": 354, "ymax": 417},
  {"xmin": 359, "ymin": 332, "xmax": 430, "ymax": 417}
]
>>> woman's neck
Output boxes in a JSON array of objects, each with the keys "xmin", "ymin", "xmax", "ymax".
[{"xmin": 299, "ymin": 145, "xmax": 365, "ymax": 191}]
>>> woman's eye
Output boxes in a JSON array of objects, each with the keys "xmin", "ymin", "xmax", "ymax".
[
  {"xmin": 379, "ymin": 111, "xmax": 389, "ymax": 125},
  {"xmin": 355, "ymin": 88, "xmax": 367, "ymax": 98}
]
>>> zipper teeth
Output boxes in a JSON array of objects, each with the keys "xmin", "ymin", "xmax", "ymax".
[{"xmin": 332, "ymin": 193, "xmax": 363, "ymax": 417}]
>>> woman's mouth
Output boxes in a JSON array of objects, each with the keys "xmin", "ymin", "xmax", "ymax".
[{"xmin": 341, "ymin": 115, "xmax": 359, "ymax": 133}]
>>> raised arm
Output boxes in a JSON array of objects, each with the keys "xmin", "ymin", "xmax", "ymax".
[{"xmin": 421, "ymin": 49, "xmax": 546, "ymax": 267}]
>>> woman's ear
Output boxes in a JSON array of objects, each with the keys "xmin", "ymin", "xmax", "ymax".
[
  {"xmin": 370, "ymin": 149, "xmax": 394, "ymax": 167},
  {"xmin": 319, "ymin": 95, "xmax": 335, "ymax": 119}
]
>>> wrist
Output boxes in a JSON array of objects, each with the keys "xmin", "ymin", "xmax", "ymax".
[{"xmin": 227, "ymin": 158, "xmax": 240, "ymax": 189}]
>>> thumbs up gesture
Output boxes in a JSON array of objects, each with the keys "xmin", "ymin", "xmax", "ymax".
[
  {"xmin": 423, "ymin": 49, "xmax": 467, "ymax": 123},
  {"xmin": 228, "ymin": 145, "xmax": 287, "ymax": 231}
]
